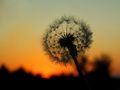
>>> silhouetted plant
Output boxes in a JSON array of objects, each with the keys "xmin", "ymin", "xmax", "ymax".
[
  {"xmin": 0, "ymin": 65, "xmax": 10, "ymax": 80},
  {"xmin": 94, "ymin": 54, "xmax": 112, "ymax": 76},
  {"xmin": 79, "ymin": 55, "xmax": 89, "ymax": 74},
  {"xmin": 0, "ymin": 58, "xmax": 120, "ymax": 90},
  {"xmin": 86, "ymin": 54, "xmax": 112, "ymax": 90},
  {"xmin": 43, "ymin": 16, "xmax": 92, "ymax": 64},
  {"xmin": 43, "ymin": 16, "xmax": 92, "ymax": 90}
]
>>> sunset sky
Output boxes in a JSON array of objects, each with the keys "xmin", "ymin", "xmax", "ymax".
[{"xmin": 0, "ymin": 0, "xmax": 120, "ymax": 78}]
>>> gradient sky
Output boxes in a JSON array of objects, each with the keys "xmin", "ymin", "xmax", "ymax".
[{"xmin": 0, "ymin": 0, "xmax": 120, "ymax": 78}]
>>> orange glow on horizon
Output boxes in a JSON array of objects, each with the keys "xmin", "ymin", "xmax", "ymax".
[
  {"xmin": 0, "ymin": 23, "xmax": 78, "ymax": 78},
  {"xmin": 0, "ymin": 16, "xmax": 120, "ymax": 78}
]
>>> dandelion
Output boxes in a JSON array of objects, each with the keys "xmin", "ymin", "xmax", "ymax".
[
  {"xmin": 43, "ymin": 16, "xmax": 92, "ymax": 64},
  {"xmin": 43, "ymin": 16, "xmax": 92, "ymax": 90}
]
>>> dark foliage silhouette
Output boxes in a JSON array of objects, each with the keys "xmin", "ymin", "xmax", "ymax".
[
  {"xmin": 86, "ymin": 54, "xmax": 113, "ymax": 90},
  {"xmin": 0, "ymin": 55, "xmax": 120, "ymax": 90}
]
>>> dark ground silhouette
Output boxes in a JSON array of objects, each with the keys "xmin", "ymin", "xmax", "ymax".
[{"xmin": 0, "ymin": 55, "xmax": 120, "ymax": 90}]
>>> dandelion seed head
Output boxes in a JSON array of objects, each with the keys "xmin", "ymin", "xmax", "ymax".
[{"xmin": 43, "ymin": 16, "xmax": 92, "ymax": 63}]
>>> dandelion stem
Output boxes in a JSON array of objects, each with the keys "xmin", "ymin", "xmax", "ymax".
[
  {"xmin": 72, "ymin": 55, "xmax": 91, "ymax": 90},
  {"xmin": 67, "ymin": 45, "xmax": 91, "ymax": 90}
]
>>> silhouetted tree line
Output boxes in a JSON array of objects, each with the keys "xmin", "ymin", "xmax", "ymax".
[{"xmin": 0, "ymin": 54, "xmax": 120, "ymax": 90}]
